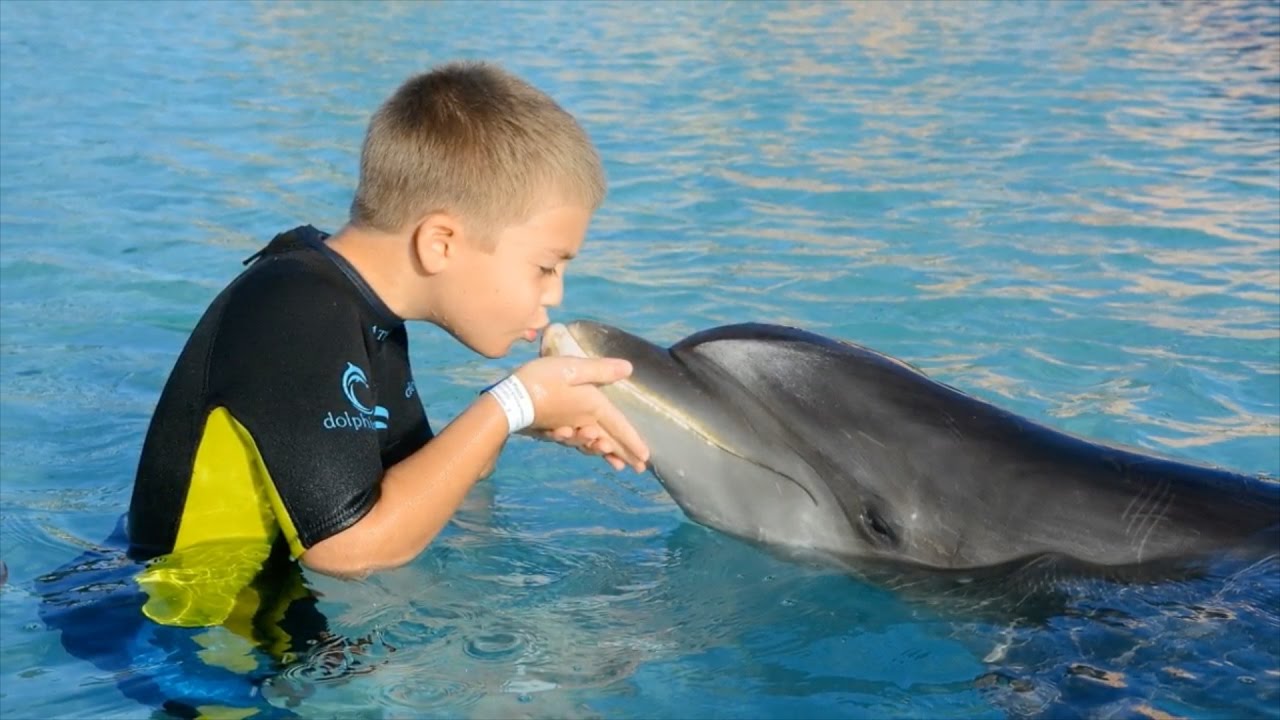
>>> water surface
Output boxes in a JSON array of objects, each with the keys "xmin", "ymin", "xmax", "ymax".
[{"xmin": 2, "ymin": 1, "xmax": 1278, "ymax": 718}]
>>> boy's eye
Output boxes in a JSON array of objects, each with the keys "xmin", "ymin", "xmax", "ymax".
[{"xmin": 539, "ymin": 266, "xmax": 559, "ymax": 277}]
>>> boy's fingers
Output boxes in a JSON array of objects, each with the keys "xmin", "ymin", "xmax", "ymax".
[
  {"xmin": 562, "ymin": 357, "xmax": 632, "ymax": 387},
  {"xmin": 595, "ymin": 403, "xmax": 649, "ymax": 470}
]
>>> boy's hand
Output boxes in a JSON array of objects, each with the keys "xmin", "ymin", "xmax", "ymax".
[
  {"xmin": 513, "ymin": 356, "xmax": 650, "ymax": 472},
  {"xmin": 531, "ymin": 424, "xmax": 636, "ymax": 472}
]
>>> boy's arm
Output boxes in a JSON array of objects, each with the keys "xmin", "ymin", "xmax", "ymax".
[
  {"xmin": 300, "ymin": 392, "xmax": 509, "ymax": 577},
  {"xmin": 301, "ymin": 356, "xmax": 646, "ymax": 578}
]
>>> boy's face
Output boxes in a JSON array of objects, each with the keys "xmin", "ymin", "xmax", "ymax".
[{"xmin": 439, "ymin": 203, "xmax": 591, "ymax": 358}]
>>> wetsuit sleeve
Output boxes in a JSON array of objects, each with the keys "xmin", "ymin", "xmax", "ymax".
[{"xmin": 207, "ymin": 268, "xmax": 384, "ymax": 556}]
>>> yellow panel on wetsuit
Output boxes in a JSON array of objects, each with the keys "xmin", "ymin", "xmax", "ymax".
[
  {"xmin": 136, "ymin": 407, "xmax": 300, "ymax": 628},
  {"xmin": 174, "ymin": 406, "xmax": 304, "ymax": 558}
]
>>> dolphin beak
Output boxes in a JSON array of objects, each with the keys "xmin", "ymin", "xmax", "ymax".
[{"xmin": 541, "ymin": 322, "xmax": 589, "ymax": 360}]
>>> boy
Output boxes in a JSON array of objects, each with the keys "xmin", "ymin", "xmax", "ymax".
[{"xmin": 125, "ymin": 61, "xmax": 651, "ymax": 610}]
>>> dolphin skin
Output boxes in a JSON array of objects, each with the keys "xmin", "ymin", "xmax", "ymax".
[{"xmin": 540, "ymin": 320, "xmax": 1279, "ymax": 577}]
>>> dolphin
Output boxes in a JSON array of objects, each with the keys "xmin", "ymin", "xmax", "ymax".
[{"xmin": 540, "ymin": 320, "xmax": 1280, "ymax": 578}]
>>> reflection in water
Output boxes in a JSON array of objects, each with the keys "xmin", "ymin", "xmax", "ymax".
[
  {"xmin": 271, "ymin": 518, "xmax": 1000, "ymax": 719},
  {"xmin": 34, "ymin": 517, "xmax": 386, "ymax": 719}
]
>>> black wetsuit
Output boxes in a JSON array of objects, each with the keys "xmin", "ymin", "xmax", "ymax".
[
  {"xmin": 128, "ymin": 224, "xmax": 433, "ymax": 574},
  {"xmin": 35, "ymin": 226, "xmax": 427, "ymax": 719}
]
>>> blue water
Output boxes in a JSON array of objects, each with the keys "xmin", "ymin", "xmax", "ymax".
[{"xmin": 2, "ymin": 0, "xmax": 1278, "ymax": 718}]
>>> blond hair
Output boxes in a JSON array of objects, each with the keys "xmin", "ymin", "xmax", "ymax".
[{"xmin": 349, "ymin": 61, "xmax": 606, "ymax": 247}]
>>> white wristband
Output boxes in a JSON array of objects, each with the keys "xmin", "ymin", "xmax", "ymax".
[{"xmin": 485, "ymin": 374, "xmax": 535, "ymax": 434}]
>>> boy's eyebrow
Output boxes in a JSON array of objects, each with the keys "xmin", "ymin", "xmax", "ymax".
[{"xmin": 555, "ymin": 249, "xmax": 577, "ymax": 260}]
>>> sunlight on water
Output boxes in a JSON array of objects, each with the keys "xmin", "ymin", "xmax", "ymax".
[{"xmin": 2, "ymin": 0, "xmax": 1277, "ymax": 718}]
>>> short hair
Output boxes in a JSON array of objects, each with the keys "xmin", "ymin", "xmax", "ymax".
[{"xmin": 349, "ymin": 61, "xmax": 606, "ymax": 247}]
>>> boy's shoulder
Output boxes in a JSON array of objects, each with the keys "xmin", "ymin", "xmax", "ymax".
[
  {"xmin": 234, "ymin": 225, "xmax": 343, "ymax": 292},
  {"xmin": 200, "ymin": 224, "xmax": 406, "ymax": 349},
  {"xmin": 187, "ymin": 226, "xmax": 376, "ymax": 353},
  {"xmin": 218, "ymin": 225, "xmax": 374, "ymax": 317}
]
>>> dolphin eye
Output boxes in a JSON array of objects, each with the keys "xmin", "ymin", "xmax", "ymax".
[{"xmin": 860, "ymin": 508, "xmax": 897, "ymax": 546}]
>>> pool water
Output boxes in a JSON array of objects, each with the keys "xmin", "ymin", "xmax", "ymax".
[{"xmin": 2, "ymin": 1, "xmax": 1277, "ymax": 718}]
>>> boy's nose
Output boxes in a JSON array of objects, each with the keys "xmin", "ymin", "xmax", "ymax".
[{"xmin": 542, "ymin": 278, "xmax": 564, "ymax": 308}]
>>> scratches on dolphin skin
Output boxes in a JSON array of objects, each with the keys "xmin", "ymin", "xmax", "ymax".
[
  {"xmin": 857, "ymin": 430, "xmax": 886, "ymax": 449},
  {"xmin": 941, "ymin": 411, "xmax": 966, "ymax": 442},
  {"xmin": 1137, "ymin": 488, "xmax": 1178, "ymax": 563},
  {"xmin": 1121, "ymin": 484, "xmax": 1147, "ymax": 535},
  {"xmin": 1122, "ymin": 477, "xmax": 1176, "ymax": 563}
]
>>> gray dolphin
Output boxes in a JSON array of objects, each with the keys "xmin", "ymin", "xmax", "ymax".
[{"xmin": 540, "ymin": 320, "xmax": 1279, "ymax": 577}]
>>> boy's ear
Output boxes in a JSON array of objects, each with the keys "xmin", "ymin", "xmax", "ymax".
[{"xmin": 410, "ymin": 213, "xmax": 461, "ymax": 275}]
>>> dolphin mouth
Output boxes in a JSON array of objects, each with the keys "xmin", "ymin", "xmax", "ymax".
[
  {"xmin": 541, "ymin": 322, "xmax": 714, "ymax": 440},
  {"xmin": 540, "ymin": 322, "xmax": 821, "ymax": 507},
  {"xmin": 540, "ymin": 323, "xmax": 588, "ymax": 360}
]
